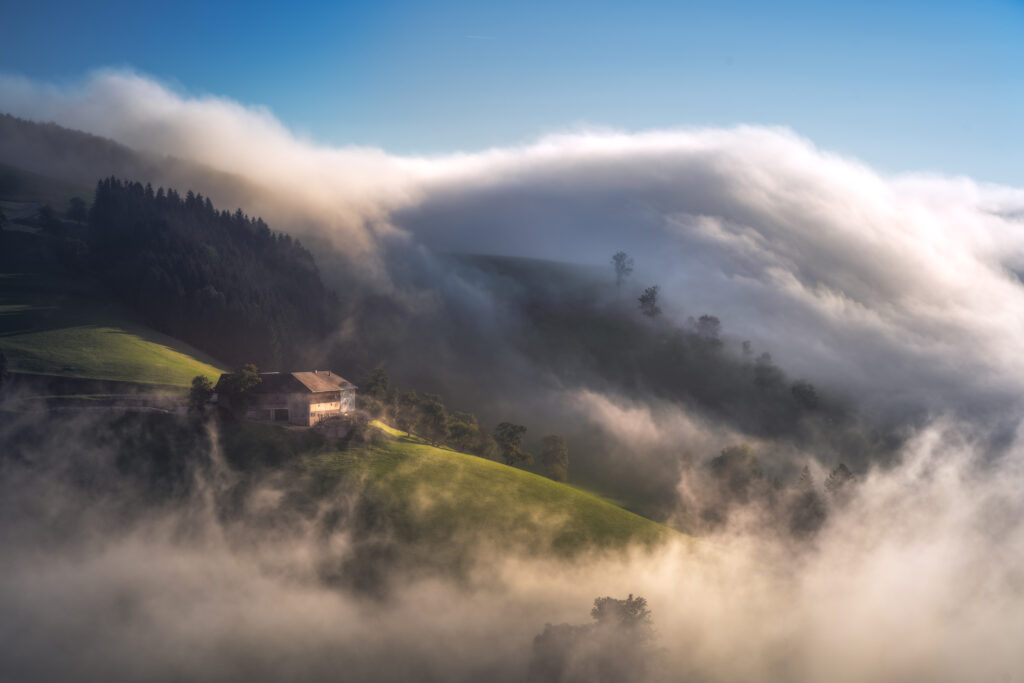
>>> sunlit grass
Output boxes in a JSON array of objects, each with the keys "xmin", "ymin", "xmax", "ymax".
[
  {"xmin": 305, "ymin": 422, "xmax": 674, "ymax": 556},
  {"xmin": 0, "ymin": 323, "xmax": 224, "ymax": 387},
  {"xmin": 0, "ymin": 266, "xmax": 224, "ymax": 388}
]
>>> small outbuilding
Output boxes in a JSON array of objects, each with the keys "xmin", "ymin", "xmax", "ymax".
[{"xmin": 218, "ymin": 370, "xmax": 357, "ymax": 427}]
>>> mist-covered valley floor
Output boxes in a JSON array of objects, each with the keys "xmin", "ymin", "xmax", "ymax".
[
  {"xmin": 4, "ymin": 409, "xmax": 1024, "ymax": 682},
  {"xmin": 3, "ymin": 71, "xmax": 1024, "ymax": 682}
]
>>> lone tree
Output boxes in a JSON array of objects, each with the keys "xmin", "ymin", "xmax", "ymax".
[
  {"xmin": 611, "ymin": 251, "xmax": 634, "ymax": 290},
  {"xmin": 540, "ymin": 434, "xmax": 569, "ymax": 482},
  {"xmin": 188, "ymin": 375, "xmax": 214, "ymax": 413},
  {"xmin": 215, "ymin": 363, "xmax": 261, "ymax": 417},
  {"xmin": 416, "ymin": 393, "xmax": 449, "ymax": 446},
  {"xmin": 446, "ymin": 412, "xmax": 497, "ymax": 459},
  {"xmin": 591, "ymin": 594, "xmax": 653, "ymax": 634},
  {"xmin": 358, "ymin": 365, "xmax": 395, "ymax": 416},
  {"xmin": 360, "ymin": 365, "xmax": 392, "ymax": 401},
  {"xmin": 447, "ymin": 411, "xmax": 482, "ymax": 452},
  {"xmin": 494, "ymin": 422, "xmax": 531, "ymax": 466},
  {"xmin": 395, "ymin": 390, "xmax": 421, "ymax": 435},
  {"xmin": 638, "ymin": 285, "xmax": 661, "ymax": 317}
]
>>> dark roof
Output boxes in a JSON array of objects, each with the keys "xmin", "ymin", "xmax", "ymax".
[{"xmin": 216, "ymin": 370, "xmax": 356, "ymax": 395}]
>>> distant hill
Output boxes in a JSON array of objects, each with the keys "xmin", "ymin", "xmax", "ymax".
[
  {"xmin": 0, "ymin": 161, "xmax": 93, "ymax": 211},
  {"xmin": 0, "ymin": 112, "xmax": 265, "ymax": 213}
]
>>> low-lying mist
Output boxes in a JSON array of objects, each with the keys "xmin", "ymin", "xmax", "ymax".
[{"xmin": 2, "ymin": 410, "xmax": 1024, "ymax": 682}]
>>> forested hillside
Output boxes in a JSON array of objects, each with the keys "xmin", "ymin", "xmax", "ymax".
[{"xmin": 86, "ymin": 177, "xmax": 338, "ymax": 368}]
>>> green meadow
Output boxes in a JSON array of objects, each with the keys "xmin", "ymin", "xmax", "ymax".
[
  {"xmin": 302, "ymin": 422, "xmax": 673, "ymax": 555},
  {"xmin": 0, "ymin": 270, "xmax": 224, "ymax": 388}
]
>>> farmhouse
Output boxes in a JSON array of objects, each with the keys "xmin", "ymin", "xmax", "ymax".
[{"xmin": 218, "ymin": 370, "xmax": 357, "ymax": 426}]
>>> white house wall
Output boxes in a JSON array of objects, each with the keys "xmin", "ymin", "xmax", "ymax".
[
  {"xmin": 243, "ymin": 389, "xmax": 356, "ymax": 427},
  {"xmin": 309, "ymin": 389, "xmax": 357, "ymax": 426}
]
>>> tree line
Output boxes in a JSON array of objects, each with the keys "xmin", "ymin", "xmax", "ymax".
[
  {"xmin": 509, "ymin": 250, "xmax": 852, "ymax": 446},
  {"xmin": 61, "ymin": 177, "xmax": 340, "ymax": 368},
  {"xmin": 191, "ymin": 364, "xmax": 571, "ymax": 482},
  {"xmin": 359, "ymin": 366, "xmax": 570, "ymax": 481}
]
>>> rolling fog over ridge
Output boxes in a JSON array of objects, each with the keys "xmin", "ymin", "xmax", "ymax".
[
  {"xmin": 4, "ymin": 66, "xmax": 1024, "ymax": 681},
  {"xmin": 4, "ymin": 71, "xmax": 1024, "ymax": 423}
]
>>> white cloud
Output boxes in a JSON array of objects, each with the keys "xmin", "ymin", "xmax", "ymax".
[{"xmin": 4, "ymin": 70, "xmax": 1024, "ymax": 417}]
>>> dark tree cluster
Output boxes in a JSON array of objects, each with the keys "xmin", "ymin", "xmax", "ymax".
[
  {"xmin": 520, "ymin": 290, "xmax": 866, "ymax": 447},
  {"xmin": 540, "ymin": 435, "xmax": 569, "ymax": 482},
  {"xmin": 611, "ymin": 251, "xmax": 634, "ymax": 289},
  {"xmin": 187, "ymin": 375, "xmax": 214, "ymax": 414},
  {"xmin": 637, "ymin": 285, "xmax": 661, "ymax": 318},
  {"xmin": 689, "ymin": 442, "xmax": 857, "ymax": 539},
  {"xmin": 529, "ymin": 594, "xmax": 656, "ymax": 683},
  {"xmin": 494, "ymin": 421, "xmax": 531, "ymax": 467},
  {"xmin": 210, "ymin": 363, "xmax": 262, "ymax": 418},
  {"xmin": 85, "ymin": 178, "xmax": 338, "ymax": 368},
  {"xmin": 357, "ymin": 366, "xmax": 498, "ymax": 457}
]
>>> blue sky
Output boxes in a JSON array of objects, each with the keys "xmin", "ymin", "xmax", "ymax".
[{"xmin": 3, "ymin": 0, "xmax": 1023, "ymax": 184}]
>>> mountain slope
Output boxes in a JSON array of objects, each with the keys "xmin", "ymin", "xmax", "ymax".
[
  {"xmin": 0, "ymin": 113, "xmax": 266, "ymax": 216},
  {"xmin": 0, "ymin": 161, "xmax": 93, "ymax": 211},
  {"xmin": 303, "ymin": 424, "xmax": 673, "ymax": 556}
]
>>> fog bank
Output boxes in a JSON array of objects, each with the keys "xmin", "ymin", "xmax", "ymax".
[
  {"xmin": 4, "ymin": 70, "xmax": 1024, "ymax": 420},
  {"xmin": 2, "ymin": 411, "xmax": 1024, "ymax": 682}
]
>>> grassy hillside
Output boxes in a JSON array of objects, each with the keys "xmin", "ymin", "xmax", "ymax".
[
  {"xmin": 0, "ymin": 318, "xmax": 223, "ymax": 387},
  {"xmin": 1, "ymin": 165, "xmax": 226, "ymax": 389},
  {"xmin": 303, "ymin": 423, "xmax": 672, "ymax": 556},
  {"xmin": 0, "ymin": 249, "xmax": 224, "ymax": 389}
]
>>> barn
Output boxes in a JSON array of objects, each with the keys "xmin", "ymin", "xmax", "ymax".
[{"xmin": 218, "ymin": 370, "xmax": 357, "ymax": 426}]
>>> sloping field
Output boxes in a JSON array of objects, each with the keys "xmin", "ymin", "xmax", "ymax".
[
  {"xmin": 0, "ymin": 322, "xmax": 223, "ymax": 387},
  {"xmin": 0, "ymin": 269, "xmax": 223, "ymax": 388},
  {"xmin": 303, "ymin": 424, "xmax": 673, "ymax": 556}
]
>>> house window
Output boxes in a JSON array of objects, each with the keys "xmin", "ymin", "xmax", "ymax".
[{"xmin": 273, "ymin": 408, "xmax": 289, "ymax": 422}]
